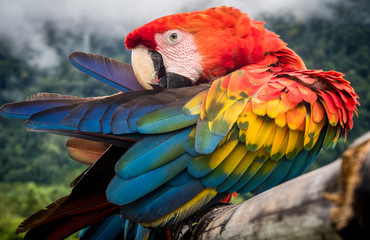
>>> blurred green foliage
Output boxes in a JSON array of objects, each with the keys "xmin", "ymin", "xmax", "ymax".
[
  {"xmin": 0, "ymin": 0, "xmax": 369, "ymax": 238},
  {"xmin": 0, "ymin": 182, "xmax": 79, "ymax": 240}
]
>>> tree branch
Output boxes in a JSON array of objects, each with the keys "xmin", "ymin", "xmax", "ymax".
[{"xmin": 192, "ymin": 132, "xmax": 370, "ymax": 240}]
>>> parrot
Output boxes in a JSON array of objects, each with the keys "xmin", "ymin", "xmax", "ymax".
[{"xmin": 0, "ymin": 6, "xmax": 359, "ymax": 240}]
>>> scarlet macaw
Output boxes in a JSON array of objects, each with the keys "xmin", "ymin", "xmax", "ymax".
[{"xmin": 0, "ymin": 6, "xmax": 359, "ymax": 240}]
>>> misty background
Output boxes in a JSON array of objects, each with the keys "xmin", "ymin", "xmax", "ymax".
[
  {"xmin": 1, "ymin": 0, "xmax": 336, "ymax": 68},
  {"xmin": 0, "ymin": 0, "xmax": 369, "ymax": 239}
]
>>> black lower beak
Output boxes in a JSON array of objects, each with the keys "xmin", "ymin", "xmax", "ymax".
[
  {"xmin": 149, "ymin": 50, "xmax": 194, "ymax": 89},
  {"xmin": 157, "ymin": 73, "xmax": 194, "ymax": 88}
]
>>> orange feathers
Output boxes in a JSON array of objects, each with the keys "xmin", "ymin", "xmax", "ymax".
[{"xmin": 125, "ymin": 6, "xmax": 288, "ymax": 80}]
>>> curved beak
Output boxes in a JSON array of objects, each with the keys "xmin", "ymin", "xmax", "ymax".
[{"xmin": 131, "ymin": 45, "xmax": 194, "ymax": 89}]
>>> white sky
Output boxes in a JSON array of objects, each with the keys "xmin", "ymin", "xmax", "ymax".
[{"xmin": 0, "ymin": 0, "xmax": 337, "ymax": 67}]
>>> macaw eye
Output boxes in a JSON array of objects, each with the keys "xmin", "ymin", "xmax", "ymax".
[{"xmin": 169, "ymin": 32, "xmax": 179, "ymax": 42}]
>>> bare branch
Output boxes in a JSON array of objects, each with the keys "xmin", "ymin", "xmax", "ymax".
[{"xmin": 193, "ymin": 132, "xmax": 370, "ymax": 240}]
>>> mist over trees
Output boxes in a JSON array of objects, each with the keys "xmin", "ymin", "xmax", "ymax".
[{"xmin": 0, "ymin": 0, "xmax": 369, "ymax": 239}]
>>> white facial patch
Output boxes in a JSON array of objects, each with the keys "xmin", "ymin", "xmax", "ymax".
[{"xmin": 154, "ymin": 30, "xmax": 203, "ymax": 82}]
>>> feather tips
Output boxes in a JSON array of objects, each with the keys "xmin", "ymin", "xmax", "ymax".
[
  {"xmin": 188, "ymin": 128, "xmax": 239, "ymax": 178},
  {"xmin": 119, "ymin": 179, "xmax": 209, "ymax": 226},
  {"xmin": 115, "ymin": 127, "xmax": 192, "ymax": 179},
  {"xmin": 136, "ymin": 102, "xmax": 198, "ymax": 134},
  {"xmin": 0, "ymin": 95, "xmax": 88, "ymax": 119},
  {"xmin": 106, "ymin": 153, "xmax": 191, "ymax": 205},
  {"xmin": 139, "ymin": 187, "xmax": 218, "ymax": 228},
  {"xmin": 201, "ymin": 143, "xmax": 247, "ymax": 188}
]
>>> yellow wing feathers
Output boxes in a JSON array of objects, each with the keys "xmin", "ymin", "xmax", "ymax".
[{"xmin": 184, "ymin": 69, "xmax": 358, "ymax": 162}]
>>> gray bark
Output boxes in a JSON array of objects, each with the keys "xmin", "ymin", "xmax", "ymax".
[{"xmin": 193, "ymin": 132, "xmax": 370, "ymax": 240}]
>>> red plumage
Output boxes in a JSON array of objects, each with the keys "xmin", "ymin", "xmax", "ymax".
[{"xmin": 126, "ymin": 6, "xmax": 290, "ymax": 79}]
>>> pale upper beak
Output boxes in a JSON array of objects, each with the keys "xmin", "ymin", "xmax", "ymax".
[
  {"xmin": 131, "ymin": 45, "xmax": 156, "ymax": 89},
  {"xmin": 131, "ymin": 44, "xmax": 194, "ymax": 89}
]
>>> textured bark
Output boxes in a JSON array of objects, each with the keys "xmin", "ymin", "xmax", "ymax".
[{"xmin": 192, "ymin": 132, "xmax": 370, "ymax": 240}]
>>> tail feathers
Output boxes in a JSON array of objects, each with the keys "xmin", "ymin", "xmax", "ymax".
[
  {"xmin": 18, "ymin": 145, "xmax": 127, "ymax": 240},
  {"xmin": 21, "ymin": 201, "xmax": 119, "ymax": 240},
  {"xmin": 16, "ymin": 191, "xmax": 113, "ymax": 233}
]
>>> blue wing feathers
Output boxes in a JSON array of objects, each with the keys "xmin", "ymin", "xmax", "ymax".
[
  {"xmin": 251, "ymin": 158, "xmax": 294, "ymax": 194},
  {"xmin": 282, "ymin": 130, "xmax": 326, "ymax": 183},
  {"xmin": 101, "ymin": 92, "xmax": 157, "ymax": 134},
  {"xmin": 201, "ymin": 143, "xmax": 246, "ymax": 188},
  {"xmin": 280, "ymin": 151, "xmax": 309, "ymax": 183},
  {"xmin": 194, "ymin": 119, "xmax": 224, "ymax": 154},
  {"xmin": 69, "ymin": 52, "xmax": 144, "ymax": 92},
  {"xmin": 187, "ymin": 128, "xmax": 239, "ymax": 178},
  {"xmin": 115, "ymin": 127, "xmax": 193, "ymax": 179},
  {"xmin": 25, "ymin": 105, "xmax": 78, "ymax": 130},
  {"xmin": 78, "ymin": 101, "xmax": 111, "ymax": 132},
  {"xmin": 296, "ymin": 133, "xmax": 325, "ymax": 176},
  {"xmin": 0, "ymin": 98, "xmax": 85, "ymax": 120},
  {"xmin": 237, "ymin": 159, "xmax": 279, "ymax": 194},
  {"xmin": 166, "ymin": 170, "xmax": 194, "ymax": 187},
  {"xmin": 225, "ymin": 160, "xmax": 264, "ymax": 193},
  {"xmin": 63, "ymin": 102, "xmax": 95, "ymax": 128},
  {"xmin": 136, "ymin": 101, "xmax": 199, "ymax": 134},
  {"xmin": 111, "ymin": 98, "xmax": 164, "ymax": 134},
  {"xmin": 120, "ymin": 179, "xmax": 205, "ymax": 224},
  {"xmin": 106, "ymin": 153, "xmax": 191, "ymax": 205},
  {"xmin": 216, "ymin": 151, "xmax": 256, "ymax": 193}
]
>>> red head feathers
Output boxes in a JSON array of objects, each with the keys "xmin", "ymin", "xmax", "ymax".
[{"xmin": 125, "ymin": 6, "xmax": 289, "ymax": 78}]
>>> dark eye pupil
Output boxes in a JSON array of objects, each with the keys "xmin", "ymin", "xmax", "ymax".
[{"xmin": 170, "ymin": 33, "xmax": 178, "ymax": 40}]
